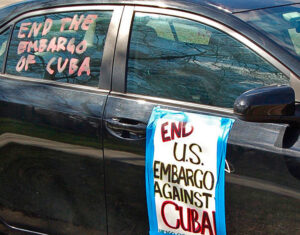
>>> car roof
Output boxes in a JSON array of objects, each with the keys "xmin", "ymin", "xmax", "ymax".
[
  {"xmin": 1, "ymin": 0, "xmax": 300, "ymax": 29},
  {"xmin": 204, "ymin": 0, "xmax": 300, "ymax": 13}
]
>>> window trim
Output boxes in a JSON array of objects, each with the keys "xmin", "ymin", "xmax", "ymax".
[
  {"xmin": 109, "ymin": 90, "xmax": 234, "ymax": 115},
  {"xmin": 112, "ymin": 6, "xmax": 295, "ymax": 108},
  {"xmin": 112, "ymin": 6, "xmax": 134, "ymax": 92},
  {"xmin": 1, "ymin": 73, "xmax": 110, "ymax": 95},
  {"xmin": 0, "ymin": 5, "xmax": 124, "ymax": 91}
]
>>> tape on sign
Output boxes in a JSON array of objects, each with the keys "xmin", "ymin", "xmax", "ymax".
[{"xmin": 145, "ymin": 107, "xmax": 234, "ymax": 235}]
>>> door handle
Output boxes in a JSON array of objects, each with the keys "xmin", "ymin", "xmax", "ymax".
[{"xmin": 104, "ymin": 118, "xmax": 146, "ymax": 139}]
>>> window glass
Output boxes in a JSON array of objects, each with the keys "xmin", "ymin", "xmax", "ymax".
[
  {"xmin": 127, "ymin": 13, "xmax": 289, "ymax": 108},
  {"xmin": 147, "ymin": 20, "xmax": 174, "ymax": 41},
  {"xmin": 6, "ymin": 11, "xmax": 112, "ymax": 87},
  {"xmin": 235, "ymin": 5, "xmax": 300, "ymax": 61},
  {"xmin": 0, "ymin": 29, "xmax": 10, "ymax": 72},
  {"xmin": 173, "ymin": 22, "xmax": 211, "ymax": 45}
]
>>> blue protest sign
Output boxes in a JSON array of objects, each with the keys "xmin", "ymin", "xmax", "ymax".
[{"xmin": 146, "ymin": 107, "xmax": 234, "ymax": 235}]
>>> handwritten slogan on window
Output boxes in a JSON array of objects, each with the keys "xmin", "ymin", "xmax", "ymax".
[
  {"xmin": 146, "ymin": 108, "xmax": 234, "ymax": 235},
  {"xmin": 15, "ymin": 14, "xmax": 98, "ymax": 77}
]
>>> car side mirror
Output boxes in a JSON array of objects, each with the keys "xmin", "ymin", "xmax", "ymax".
[{"xmin": 234, "ymin": 85, "xmax": 297, "ymax": 123}]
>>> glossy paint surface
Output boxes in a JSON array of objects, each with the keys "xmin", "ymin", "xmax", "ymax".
[
  {"xmin": 2, "ymin": 0, "xmax": 300, "ymax": 25},
  {"xmin": 234, "ymin": 85, "xmax": 296, "ymax": 122},
  {"xmin": 0, "ymin": 1, "xmax": 299, "ymax": 234},
  {"xmin": 103, "ymin": 94, "xmax": 300, "ymax": 234},
  {"xmin": 0, "ymin": 77, "xmax": 108, "ymax": 234},
  {"xmin": 207, "ymin": 0, "xmax": 300, "ymax": 12},
  {"xmin": 103, "ymin": 3, "xmax": 300, "ymax": 234}
]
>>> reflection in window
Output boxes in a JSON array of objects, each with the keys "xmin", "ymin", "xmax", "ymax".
[
  {"xmin": 0, "ymin": 29, "xmax": 9, "ymax": 72},
  {"xmin": 127, "ymin": 13, "xmax": 289, "ymax": 108},
  {"xmin": 6, "ymin": 11, "xmax": 112, "ymax": 87},
  {"xmin": 236, "ymin": 5, "xmax": 300, "ymax": 60}
]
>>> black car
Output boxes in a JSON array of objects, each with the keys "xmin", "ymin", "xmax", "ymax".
[{"xmin": 0, "ymin": 0, "xmax": 299, "ymax": 234}]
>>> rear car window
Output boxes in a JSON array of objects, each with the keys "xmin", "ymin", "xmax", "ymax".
[
  {"xmin": 0, "ymin": 29, "xmax": 10, "ymax": 72},
  {"xmin": 6, "ymin": 11, "xmax": 113, "ymax": 87},
  {"xmin": 127, "ymin": 13, "xmax": 289, "ymax": 108}
]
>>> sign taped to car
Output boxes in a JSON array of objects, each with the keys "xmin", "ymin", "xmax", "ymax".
[{"xmin": 145, "ymin": 107, "xmax": 234, "ymax": 235}]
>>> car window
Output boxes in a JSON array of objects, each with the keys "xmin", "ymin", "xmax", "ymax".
[
  {"xmin": 0, "ymin": 29, "xmax": 10, "ymax": 72},
  {"xmin": 235, "ymin": 4, "xmax": 300, "ymax": 61},
  {"xmin": 6, "ymin": 11, "xmax": 113, "ymax": 87},
  {"xmin": 127, "ymin": 13, "xmax": 289, "ymax": 108}
]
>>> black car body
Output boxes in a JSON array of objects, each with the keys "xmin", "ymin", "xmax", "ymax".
[{"xmin": 0, "ymin": 0, "xmax": 299, "ymax": 234}]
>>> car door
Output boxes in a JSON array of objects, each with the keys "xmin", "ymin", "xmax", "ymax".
[
  {"xmin": 103, "ymin": 6, "xmax": 300, "ymax": 235},
  {"xmin": 0, "ymin": 5, "xmax": 123, "ymax": 235}
]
